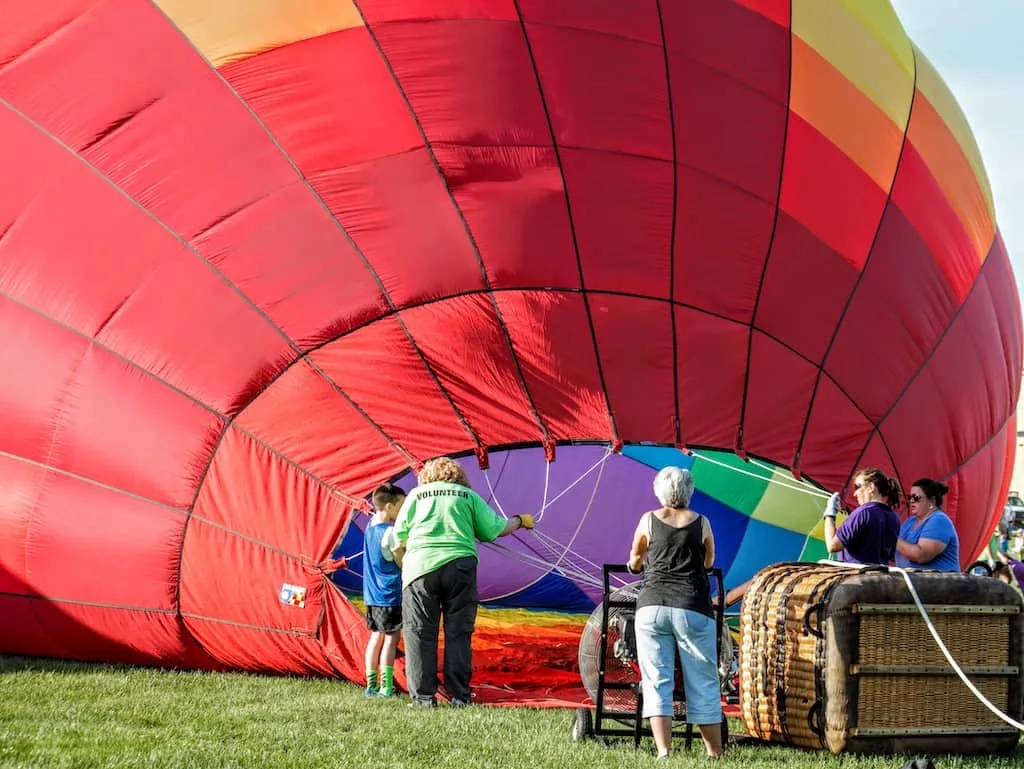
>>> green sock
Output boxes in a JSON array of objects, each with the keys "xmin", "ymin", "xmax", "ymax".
[
  {"xmin": 366, "ymin": 669, "xmax": 378, "ymax": 690},
  {"xmin": 380, "ymin": 666, "xmax": 394, "ymax": 693}
]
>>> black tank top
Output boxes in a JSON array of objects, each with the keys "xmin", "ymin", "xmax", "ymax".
[{"xmin": 636, "ymin": 512, "xmax": 713, "ymax": 618}]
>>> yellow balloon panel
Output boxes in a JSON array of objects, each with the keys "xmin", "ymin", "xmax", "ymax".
[
  {"xmin": 793, "ymin": 0, "xmax": 914, "ymax": 127},
  {"xmin": 155, "ymin": 0, "xmax": 364, "ymax": 68},
  {"xmin": 750, "ymin": 467, "xmax": 829, "ymax": 536}
]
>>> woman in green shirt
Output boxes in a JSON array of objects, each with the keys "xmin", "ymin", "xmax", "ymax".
[{"xmin": 391, "ymin": 457, "xmax": 534, "ymax": 707}]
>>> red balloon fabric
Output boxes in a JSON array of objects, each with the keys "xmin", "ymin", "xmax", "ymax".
[{"xmin": 0, "ymin": 0, "xmax": 1020, "ymax": 686}]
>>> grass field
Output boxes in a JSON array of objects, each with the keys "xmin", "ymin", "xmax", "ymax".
[{"xmin": 0, "ymin": 655, "xmax": 1019, "ymax": 768}]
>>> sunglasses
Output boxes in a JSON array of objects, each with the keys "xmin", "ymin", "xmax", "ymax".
[{"xmin": 908, "ymin": 494, "xmax": 924, "ymax": 502}]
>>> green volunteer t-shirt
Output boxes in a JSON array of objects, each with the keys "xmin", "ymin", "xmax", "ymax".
[{"xmin": 392, "ymin": 481, "xmax": 508, "ymax": 588}]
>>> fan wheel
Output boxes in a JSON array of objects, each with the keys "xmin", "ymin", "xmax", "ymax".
[{"xmin": 570, "ymin": 707, "xmax": 594, "ymax": 741}]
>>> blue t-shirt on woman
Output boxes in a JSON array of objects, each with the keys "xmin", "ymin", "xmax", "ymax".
[{"xmin": 895, "ymin": 511, "xmax": 960, "ymax": 571}]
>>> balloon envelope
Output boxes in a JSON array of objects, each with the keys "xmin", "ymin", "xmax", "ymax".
[{"xmin": 0, "ymin": 0, "xmax": 1020, "ymax": 698}]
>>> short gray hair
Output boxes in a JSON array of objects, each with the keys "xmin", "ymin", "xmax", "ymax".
[{"xmin": 653, "ymin": 466, "xmax": 694, "ymax": 509}]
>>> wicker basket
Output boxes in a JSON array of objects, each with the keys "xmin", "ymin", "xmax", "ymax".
[{"xmin": 739, "ymin": 563, "xmax": 1023, "ymax": 754}]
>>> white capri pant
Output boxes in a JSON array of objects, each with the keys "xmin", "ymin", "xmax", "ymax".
[{"xmin": 634, "ymin": 604, "xmax": 723, "ymax": 724}]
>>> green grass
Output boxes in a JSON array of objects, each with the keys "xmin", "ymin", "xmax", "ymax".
[{"xmin": 0, "ymin": 656, "xmax": 1019, "ymax": 768}]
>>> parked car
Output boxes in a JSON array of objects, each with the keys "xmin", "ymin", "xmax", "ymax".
[{"xmin": 1005, "ymin": 493, "xmax": 1024, "ymax": 528}]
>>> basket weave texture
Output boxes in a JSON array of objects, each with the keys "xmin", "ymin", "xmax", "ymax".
[{"xmin": 738, "ymin": 563, "xmax": 1023, "ymax": 755}]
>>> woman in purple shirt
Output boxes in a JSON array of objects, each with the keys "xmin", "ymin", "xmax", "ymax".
[
  {"xmin": 823, "ymin": 468, "xmax": 901, "ymax": 565},
  {"xmin": 993, "ymin": 557, "xmax": 1024, "ymax": 596}
]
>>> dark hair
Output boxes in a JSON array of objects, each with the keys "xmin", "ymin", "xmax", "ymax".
[
  {"xmin": 372, "ymin": 483, "xmax": 406, "ymax": 510},
  {"xmin": 855, "ymin": 468, "xmax": 903, "ymax": 508},
  {"xmin": 910, "ymin": 478, "xmax": 949, "ymax": 508}
]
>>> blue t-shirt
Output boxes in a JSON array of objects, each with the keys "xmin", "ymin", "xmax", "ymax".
[
  {"xmin": 363, "ymin": 518, "xmax": 402, "ymax": 607},
  {"xmin": 895, "ymin": 511, "xmax": 960, "ymax": 571},
  {"xmin": 835, "ymin": 501, "xmax": 900, "ymax": 565}
]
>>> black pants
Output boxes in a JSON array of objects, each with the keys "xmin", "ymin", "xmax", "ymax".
[{"xmin": 402, "ymin": 556, "xmax": 478, "ymax": 702}]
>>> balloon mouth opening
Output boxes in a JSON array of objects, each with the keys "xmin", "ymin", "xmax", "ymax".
[
  {"xmin": 329, "ymin": 439, "xmax": 829, "ymax": 604},
  {"xmin": 323, "ymin": 440, "xmax": 830, "ymax": 704}
]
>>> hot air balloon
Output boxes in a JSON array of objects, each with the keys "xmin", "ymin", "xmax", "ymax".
[{"xmin": 1, "ymin": 0, "xmax": 1020, "ymax": 705}]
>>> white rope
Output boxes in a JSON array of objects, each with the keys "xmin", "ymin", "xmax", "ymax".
[
  {"xmin": 531, "ymin": 528, "xmax": 631, "ymax": 589},
  {"xmin": 532, "ymin": 528, "xmax": 605, "ymax": 575},
  {"xmin": 484, "ymin": 531, "xmax": 632, "ymax": 593},
  {"xmin": 544, "ymin": 449, "xmax": 610, "ymax": 576},
  {"xmin": 819, "ymin": 560, "xmax": 1024, "ymax": 732},
  {"xmin": 538, "ymin": 537, "xmax": 628, "ymax": 591},
  {"xmin": 336, "ymin": 520, "xmax": 609, "ymax": 590},
  {"xmin": 481, "ymin": 465, "xmax": 509, "ymax": 518},
  {"xmin": 748, "ymin": 455, "xmax": 799, "ymax": 482},
  {"xmin": 690, "ymin": 449, "xmax": 830, "ymax": 499},
  {"xmin": 445, "ymin": 444, "xmax": 831, "ymax": 603},
  {"xmin": 746, "ymin": 456, "xmax": 776, "ymax": 474},
  {"xmin": 538, "ymin": 448, "xmax": 614, "ymax": 512},
  {"xmin": 487, "ymin": 534, "xmax": 611, "ymax": 593},
  {"xmin": 482, "ymin": 535, "xmax": 607, "ymax": 590},
  {"xmin": 478, "ymin": 445, "xmax": 826, "ymax": 597},
  {"xmin": 893, "ymin": 566, "xmax": 1024, "ymax": 732},
  {"xmin": 536, "ymin": 455, "xmax": 553, "ymax": 523},
  {"xmin": 482, "ymin": 540, "xmax": 606, "ymax": 590},
  {"xmin": 477, "ymin": 451, "xmax": 626, "ymax": 600}
]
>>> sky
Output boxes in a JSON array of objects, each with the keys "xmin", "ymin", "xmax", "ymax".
[{"xmin": 890, "ymin": 0, "xmax": 1024, "ymax": 303}]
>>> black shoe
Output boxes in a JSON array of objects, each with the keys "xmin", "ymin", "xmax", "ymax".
[
  {"xmin": 408, "ymin": 697, "xmax": 437, "ymax": 708},
  {"xmin": 449, "ymin": 698, "xmax": 471, "ymax": 707}
]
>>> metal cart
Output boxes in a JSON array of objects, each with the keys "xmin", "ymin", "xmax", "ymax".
[{"xmin": 572, "ymin": 563, "xmax": 729, "ymax": 750}]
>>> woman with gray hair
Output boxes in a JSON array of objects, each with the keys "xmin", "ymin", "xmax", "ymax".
[{"xmin": 627, "ymin": 466, "xmax": 724, "ymax": 759}]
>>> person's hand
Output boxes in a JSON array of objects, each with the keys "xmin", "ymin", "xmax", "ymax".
[
  {"xmin": 517, "ymin": 514, "xmax": 535, "ymax": 530},
  {"xmin": 823, "ymin": 492, "xmax": 841, "ymax": 520}
]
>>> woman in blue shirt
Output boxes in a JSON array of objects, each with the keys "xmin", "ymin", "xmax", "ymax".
[{"xmin": 895, "ymin": 478, "xmax": 960, "ymax": 571}]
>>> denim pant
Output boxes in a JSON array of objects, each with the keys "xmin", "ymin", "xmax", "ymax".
[
  {"xmin": 634, "ymin": 605, "xmax": 722, "ymax": 724},
  {"xmin": 402, "ymin": 557, "xmax": 478, "ymax": 702}
]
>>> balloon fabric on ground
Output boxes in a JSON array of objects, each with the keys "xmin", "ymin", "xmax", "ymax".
[{"xmin": 0, "ymin": 0, "xmax": 1020, "ymax": 702}]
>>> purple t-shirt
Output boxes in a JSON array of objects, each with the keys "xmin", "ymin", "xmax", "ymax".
[
  {"xmin": 1011, "ymin": 558, "xmax": 1024, "ymax": 586},
  {"xmin": 835, "ymin": 501, "xmax": 900, "ymax": 565}
]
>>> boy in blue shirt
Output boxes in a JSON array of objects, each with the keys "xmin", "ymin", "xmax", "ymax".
[{"xmin": 363, "ymin": 483, "xmax": 406, "ymax": 697}]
